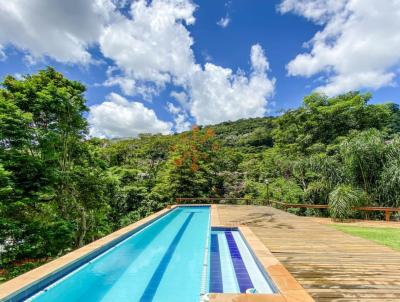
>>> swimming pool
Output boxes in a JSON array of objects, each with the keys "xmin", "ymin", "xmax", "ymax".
[
  {"xmin": 26, "ymin": 206, "xmax": 210, "ymax": 302},
  {"xmin": 6, "ymin": 206, "xmax": 276, "ymax": 302}
]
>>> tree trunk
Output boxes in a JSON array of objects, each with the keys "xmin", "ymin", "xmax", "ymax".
[{"xmin": 77, "ymin": 207, "xmax": 87, "ymax": 247}]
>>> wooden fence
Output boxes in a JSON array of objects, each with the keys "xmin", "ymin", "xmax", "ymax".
[{"xmin": 175, "ymin": 197, "xmax": 400, "ymax": 222}]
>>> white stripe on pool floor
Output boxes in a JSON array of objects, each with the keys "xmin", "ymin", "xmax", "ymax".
[
  {"xmin": 217, "ymin": 233, "xmax": 240, "ymax": 293},
  {"xmin": 232, "ymin": 232, "xmax": 274, "ymax": 293}
]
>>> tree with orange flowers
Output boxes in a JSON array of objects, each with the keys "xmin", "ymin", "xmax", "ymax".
[{"xmin": 166, "ymin": 126, "xmax": 219, "ymax": 198}]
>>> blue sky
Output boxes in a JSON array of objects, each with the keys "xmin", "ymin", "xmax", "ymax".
[
  {"xmin": 191, "ymin": 0, "xmax": 319, "ymax": 109},
  {"xmin": 0, "ymin": 0, "xmax": 399, "ymax": 137}
]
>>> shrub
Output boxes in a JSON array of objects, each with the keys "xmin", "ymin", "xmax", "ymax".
[{"xmin": 328, "ymin": 185, "xmax": 365, "ymax": 221}]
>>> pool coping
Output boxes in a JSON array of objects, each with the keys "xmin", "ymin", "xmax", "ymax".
[
  {"xmin": 209, "ymin": 204, "xmax": 314, "ymax": 302},
  {"xmin": 0, "ymin": 204, "xmax": 313, "ymax": 302}
]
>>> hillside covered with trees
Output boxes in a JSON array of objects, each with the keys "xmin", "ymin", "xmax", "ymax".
[{"xmin": 1, "ymin": 68, "xmax": 399, "ymax": 280}]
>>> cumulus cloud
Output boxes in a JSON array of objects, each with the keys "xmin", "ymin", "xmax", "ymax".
[
  {"xmin": 0, "ymin": 0, "xmax": 276, "ymax": 136},
  {"xmin": 103, "ymin": 76, "xmax": 159, "ymax": 100},
  {"xmin": 0, "ymin": 0, "xmax": 116, "ymax": 63},
  {"xmin": 188, "ymin": 44, "xmax": 275, "ymax": 125},
  {"xmin": 279, "ymin": 0, "xmax": 346, "ymax": 23},
  {"xmin": 279, "ymin": 0, "xmax": 400, "ymax": 95},
  {"xmin": 167, "ymin": 102, "xmax": 191, "ymax": 133},
  {"xmin": 170, "ymin": 91, "xmax": 190, "ymax": 109},
  {"xmin": 89, "ymin": 93, "xmax": 172, "ymax": 138},
  {"xmin": 99, "ymin": 1, "xmax": 275, "ymax": 129},
  {"xmin": 99, "ymin": 0, "xmax": 197, "ymax": 94}
]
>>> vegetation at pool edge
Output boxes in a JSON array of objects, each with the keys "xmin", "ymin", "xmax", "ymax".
[{"xmin": 1, "ymin": 67, "xmax": 400, "ymax": 281}]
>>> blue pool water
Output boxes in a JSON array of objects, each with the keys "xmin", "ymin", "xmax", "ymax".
[{"xmin": 27, "ymin": 206, "xmax": 210, "ymax": 302}]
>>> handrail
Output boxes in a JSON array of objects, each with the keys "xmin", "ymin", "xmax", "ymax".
[
  {"xmin": 270, "ymin": 200, "xmax": 400, "ymax": 221},
  {"xmin": 176, "ymin": 197, "xmax": 252, "ymax": 201},
  {"xmin": 270, "ymin": 200, "xmax": 328, "ymax": 209},
  {"xmin": 175, "ymin": 198, "xmax": 400, "ymax": 222},
  {"xmin": 175, "ymin": 197, "xmax": 259, "ymax": 205}
]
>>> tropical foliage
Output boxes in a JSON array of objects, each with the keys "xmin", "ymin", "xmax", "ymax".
[{"xmin": 1, "ymin": 68, "xmax": 399, "ymax": 279}]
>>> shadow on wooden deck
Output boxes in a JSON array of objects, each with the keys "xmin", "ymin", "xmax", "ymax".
[{"xmin": 216, "ymin": 205, "xmax": 400, "ymax": 302}]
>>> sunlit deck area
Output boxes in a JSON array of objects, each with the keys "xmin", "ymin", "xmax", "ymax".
[{"xmin": 216, "ymin": 205, "xmax": 400, "ymax": 301}]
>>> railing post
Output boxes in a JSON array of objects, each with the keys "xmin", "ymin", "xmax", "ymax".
[{"xmin": 385, "ymin": 210, "xmax": 390, "ymax": 222}]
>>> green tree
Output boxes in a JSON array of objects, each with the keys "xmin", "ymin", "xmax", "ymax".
[
  {"xmin": 0, "ymin": 67, "xmax": 101, "ymax": 265},
  {"xmin": 273, "ymin": 92, "xmax": 392, "ymax": 154},
  {"xmin": 164, "ymin": 126, "xmax": 219, "ymax": 198},
  {"xmin": 340, "ymin": 129, "xmax": 386, "ymax": 195},
  {"xmin": 379, "ymin": 136, "xmax": 400, "ymax": 207}
]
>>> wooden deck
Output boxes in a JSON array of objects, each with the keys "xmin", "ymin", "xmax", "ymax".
[{"xmin": 216, "ymin": 205, "xmax": 400, "ymax": 302}]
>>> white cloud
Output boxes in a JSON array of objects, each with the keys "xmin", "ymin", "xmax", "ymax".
[
  {"xmin": 99, "ymin": 0, "xmax": 197, "ymax": 94},
  {"xmin": 104, "ymin": 77, "xmax": 137, "ymax": 96},
  {"xmin": 188, "ymin": 44, "xmax": 275, "ymax": 125},
  {"xmin": 203, "ymin": 52, "xmax": 213, "ymax": 62},
  {"xmin": 279, "ymin": 0, "xmax": 346, "ymax": 23},
  {"xmin": 167, "ymin": 102, "xmax": 191, "ymax": 133},
  {"xmin": 0, "ymin": 46, "xmax": 5, "ymax": 61},
  {"xmin": 217, "ymin": 0, "xmax": 232, "ymax": 28},
  {"xmin": 170, "ymin": 91, "xmax": 189, "ymax": 109},
  {"xmin": 89, "ymin": 93, "xmax": 172, "ymax": 138},
  {"xmin": 103, "ymin": 76, "xmax": 159, "ymax": 100},
  {"xmin": 217, "ymin": 17, "xmax": 230, "ymax": 28},
  {"xmin": 251, "ymin": 43, "xmax": 270, "ymax": 73},
  {"xmin": 0, "ymin": 0, "xmax": 116, "ymax": 64},
  {"xmin": 279, "ymin": 0, "xmax": 400, "ymax": 95},
  {"xmin": 0, "ymin": 0, "xmax": 277, "ymax": 134},
  {"xmin": 98, "ymin": 1, "xmax": 276, "ymax": 128}
]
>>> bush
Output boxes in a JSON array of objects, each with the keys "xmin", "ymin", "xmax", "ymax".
[
  {"xmin": 270, "ymin": 177, "xmax": 304, "ymax": 203},
  {"xmin": 328, "ymin": 185, "xmax": 365, "ymax": 221}
]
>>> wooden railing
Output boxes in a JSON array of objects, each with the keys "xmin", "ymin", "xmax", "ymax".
[
  {"xmin": 271, "ymin": 201, "xmax": 400, "ymax": 222},
  {"xmin": 356, "ymin": 207, "xmax": 400, "ymax": 222},
  {"xmin": 175, "ymin": 197, "xmax": 265, "ymax": 205},
  {"xmin": 175, "ymin": 198, "xmax": 400, "ymax": 222}
]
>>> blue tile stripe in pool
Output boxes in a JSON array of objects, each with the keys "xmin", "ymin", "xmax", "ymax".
[
  {"xmin": 209, "ymin": 234, "xmax": 223, "ymax": 293},
  {"xmin": 224, "ymin": 231, "xmax": 254, "ymax": 293},
  {"xmin": 139, "ymin": 212, "xmax": 194, "ymax": 302}
]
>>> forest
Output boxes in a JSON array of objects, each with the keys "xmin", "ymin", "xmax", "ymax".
[{"xmin": 1, "ymin": 67, "xmax": 400, "ymax": 280}]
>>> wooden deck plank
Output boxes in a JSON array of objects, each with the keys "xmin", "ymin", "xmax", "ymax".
[{"xmin": 216, "ymin": 205, "xmax": 400, "ymax": 302}]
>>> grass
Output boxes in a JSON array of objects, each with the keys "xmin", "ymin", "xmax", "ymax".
[{"xmin": 332, "ymin": 225, "xmax": 400, "ymax": 251}]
